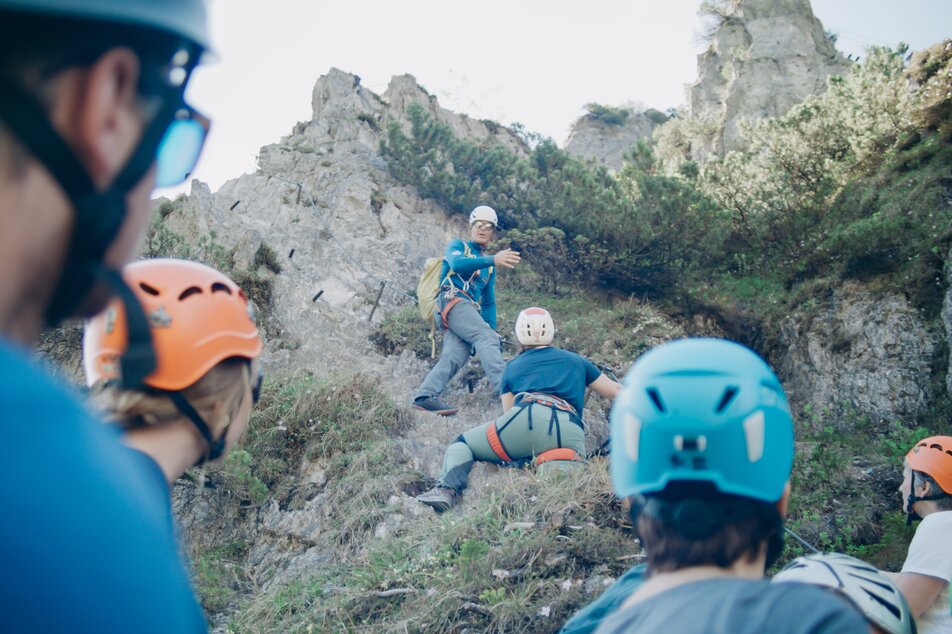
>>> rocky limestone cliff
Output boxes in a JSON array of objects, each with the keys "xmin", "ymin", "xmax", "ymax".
[
  {"xmin": 564, "ymin": 111, "xmax": 660, "ymax": 170},
  {"xmin": 687, "ymin": 0, "xmax": 850, "ymax": 161},
  {"xmin": 779, "ymin": 284, "xmax": 940, "ymax": 431}
]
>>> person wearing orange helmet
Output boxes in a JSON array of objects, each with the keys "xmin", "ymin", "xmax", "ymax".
[
  {"xmin": 894, "ymin": 435, "xmax": 952, "ymax": 632},
  {"xmin": 84, "ymin": 258, "xmax": 263, "ymax": 485}
]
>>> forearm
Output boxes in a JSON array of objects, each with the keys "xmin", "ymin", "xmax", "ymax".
[
  {"xmin": 590, "ymin": 374, "xmax": 622, "ymax": 400},
  {"xmin": 896, "ymin": 571, "xmax": 945, "ymax": 618},
  {"xmin": 450, "ymin": 254, "xmax": 495, "ymax": 277}
]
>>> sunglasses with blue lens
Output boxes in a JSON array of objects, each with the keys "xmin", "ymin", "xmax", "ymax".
[{"xmin": 154, "ymin": 105, "xmax": 210, "ymax": 188}]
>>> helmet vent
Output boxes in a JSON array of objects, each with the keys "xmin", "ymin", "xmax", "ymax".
[
  {"xmin": 178, "ymin": 286, "xmax": 203, "ymax": 301},
  {"xmin": 714, "ymin": 387, "xmax": 738, "ymax": 414},
  {"xmin": 646, "ymin": 388, "xmax": 666, "ymax": 413},
  {"xmin": 138, "ymin": 282, "xmax": 160, "ymax": 296},
  {"xmin": 211, "ymin": 282, "xmax": 232, "ymax": 295},
  {"xmin": 862, "ymin": 587, "xmax": 902, "ymax": 619},
  {"xmin": 848, "ymin": 572, "xmax": 893, "ymax": 592}
]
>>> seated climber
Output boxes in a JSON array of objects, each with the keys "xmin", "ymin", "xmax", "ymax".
[
  {"xmin": 578, "ymin": 338, "xmax": 867, "ymax": 634},
  {"xmin": 893, "ymin": 435, "xmax": 952, "ymax": 632},
  {"xmin": 772, "ymin": 553, "xmax": 915, "ymax": 634},
  {"xmin": 412, "ymin": 205, "xmax": 520, "ymax": 416},
  {"xmin": 84, "ymin": 259, "xmax": 263, "ymax": 487},
  {"xmin": 416, "ymin": 306, "xmax": 621, "ymax": 512}
]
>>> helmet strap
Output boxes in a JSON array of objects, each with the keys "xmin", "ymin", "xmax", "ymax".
[
  {"xmin": 905, "ymin": 491, "xmax": 948, "ymax": 525},
  {"xmin": 167, "ymin": 391, "xmax": 226, "ymax": 466},
  {"xmin": 97, "ymin": 267, "xmax": 156, "ymax": 389},
  {"xmin": 0, "ymin": 76, "xmax": 181, "ymax": 325},
  {"xmin": 642, "ymin": 496, "xmax": 734, "ymax": 539}
]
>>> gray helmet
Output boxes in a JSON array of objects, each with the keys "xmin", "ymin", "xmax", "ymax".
[
  {"xmin": 772, "ymin": 553, "xmax": 916, "ymax": 634},
  {"xmin": 0, "ymin": 0, "xmax": 210, "ymax": 51}
]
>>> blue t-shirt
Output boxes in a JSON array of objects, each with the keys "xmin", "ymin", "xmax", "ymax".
[
  {"xmin": 0, "ymin": 341, "xmax": 207, "ymax": 633},
  {"xmin": 560, "ymin": 563, "xmax": 648, "ymax": 634},
  {"xmin": 594, "ymin": 577, "xmax": 867, "ymax": 634},
  {"xmin": 441, "ymin": 239, "xmax": 497, "ymax": 329},
  {"xmin": 501, "ymin": 347, "xmax": 602, "ymax": 417}
]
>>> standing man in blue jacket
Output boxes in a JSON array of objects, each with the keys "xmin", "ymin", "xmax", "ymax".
[
  {"xmin": 0, "ymin": 1, "xmax": 213, "ymax": 631},
  {"xmin": 413, "ymin": 206, "xmax": 520, "ymax": 415}
]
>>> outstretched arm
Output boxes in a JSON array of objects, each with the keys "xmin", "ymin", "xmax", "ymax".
[
  {"xmin": 589, "ymin": 374, "xmax": 621, "ymax": 400},
  {"xmin": 896, "ymin": 572, "xmax": 946, "ymax": 618},
  {"xmin": 445, "ymin": 240, "xmax": 494, "ymax": 277}
]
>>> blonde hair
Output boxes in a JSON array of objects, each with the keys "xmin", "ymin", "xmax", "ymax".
[{"xmin": 91, "ymin": 358, "xmax": 251, "ymax": 438}]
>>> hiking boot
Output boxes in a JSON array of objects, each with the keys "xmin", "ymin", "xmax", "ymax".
[
  {"xmin": 413, "ymin": 396, "xmax": 459, "ymax": 416},
  {"xmin": 416, "ymin": 487, "xmax": 458, "ymax": 512}
]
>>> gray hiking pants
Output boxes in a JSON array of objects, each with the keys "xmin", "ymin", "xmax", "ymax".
[
  {"xmin": 436, "ymin": 402, "xmax": 586, "ymax": 493},
  {"xmin": 414, "ymin": 292, "xmax": 504, "ymax": 399}
]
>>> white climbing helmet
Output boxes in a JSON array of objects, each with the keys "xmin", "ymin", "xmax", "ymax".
[
  {"xmin": 772, "ymin": 553, "xmax": 915, "ymax": 634},
  {"xmin": 515, "ymin": 307, "xmax": 554, "ymax": 346},
  {"xmin": 469, "ymin": 205, "xmax": 498, "ymax": 227}
]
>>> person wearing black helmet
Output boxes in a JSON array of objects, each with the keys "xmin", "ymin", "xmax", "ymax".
[
  {"xmin": 589, "ymin": 339, "xmax": 867, "ymax": 634},
  {"xmin": 0, "ymin": 1, "xmax": 212, "ymax": 631}
]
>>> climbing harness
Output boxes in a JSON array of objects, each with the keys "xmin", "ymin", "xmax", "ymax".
[
  {"xmin": 484, "ymin": 393, "xmax": 584, "ymax": 465},
  {"xmin": 535, "ymin": 447, "xmax": 582, "ymax": 465}
]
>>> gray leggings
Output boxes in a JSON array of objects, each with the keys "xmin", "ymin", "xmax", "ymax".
[{"xmin": 436, "ymin": 403, "xmax": 586, "ymax": 493}]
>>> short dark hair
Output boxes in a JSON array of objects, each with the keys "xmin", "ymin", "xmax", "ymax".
[
  {"xmin": 635, "ymin": 483, "xmax": 783, "ymax": 573},
  {"xmin": 913, "ymin": 470, "xmax": 952, "ymax": 511}
]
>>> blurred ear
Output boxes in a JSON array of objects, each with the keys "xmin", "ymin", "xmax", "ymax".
[
  {"xmin": 776, "ymin": 480, "xmax": 791, "ymax": 517},
  {"xmin": 914, "ymin": 475, "xmax": 934, "ymax": 498},
  {"xmin": 52, "ymin": 47, "xmax": 142, "ymax": 189}
]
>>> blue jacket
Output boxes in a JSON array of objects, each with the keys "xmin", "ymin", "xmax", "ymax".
[
  {"xmin": 0, "ymin": 341, "xmax": 207, "ymax": 633},
  {"xmin": 441, "ymin": 239, "xmax": 497, "ymax": 329},
  {"xmin": 559, "ymin": 563, "xmax": 647, "ymax": 634}
]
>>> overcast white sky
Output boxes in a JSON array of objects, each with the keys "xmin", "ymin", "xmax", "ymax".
[{"xmin": 160, "ymin": 0, "xmax": 952, "ymax": 197}]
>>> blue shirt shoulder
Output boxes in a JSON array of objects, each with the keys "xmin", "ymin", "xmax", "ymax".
[
  {"xmin": 560, "ymin": 563, "xmax": 647, "ymax": 634},
  {"xmin": 594, "ymin": 578, "xmax": 867, "ymax": 634},
  {"xmin": 0, "ymin": 341, "xmax": 207, "ymax": 633},
  {"xmin": 501, "ymin": 347, "xmax": 601, "ymax": 416}
]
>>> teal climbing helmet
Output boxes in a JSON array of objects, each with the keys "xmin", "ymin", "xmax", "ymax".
[
  {"xmin": 610, "ymin": 338, "xmax": 794, "ymax": 503},
  {"xmin": 0, "ymin": 0, "xmax": 210, "ymax": 52}
]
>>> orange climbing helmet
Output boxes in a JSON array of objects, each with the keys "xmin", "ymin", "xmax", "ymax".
[
  {"xmin": 84, "ymin": 258, "xmax": 262, "ymax": 391},
  {"xmin": 906, "ymin": 436, "xmax": 952, "ymax": 494}
]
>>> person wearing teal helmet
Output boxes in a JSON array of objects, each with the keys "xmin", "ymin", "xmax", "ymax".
[
  {"xmin": 573, "ymin": 339, "xmax": 867, "ymax": 634},
  {"xmin": 0, "ymin": 1, "xmax": 212, "ymax": 632}
]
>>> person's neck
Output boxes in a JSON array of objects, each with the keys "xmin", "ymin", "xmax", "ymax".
[
  {"xmin": 915, "ymin": 500, "xmax": 946, "ymax": 518},
  {"xmin": 122, "ymin": 420, "xmax": 207, "ymax": 485},
  {"xmin": 622, "ymin": 556, "xmax": 766, "ymax": 609}
]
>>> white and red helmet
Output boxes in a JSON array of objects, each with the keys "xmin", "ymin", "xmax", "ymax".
[{"xmin": 515, "ymin": 307, "xmax": 554, "ymax": 346}]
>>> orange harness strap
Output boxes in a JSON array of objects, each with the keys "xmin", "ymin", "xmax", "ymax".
[
  {"xmin": 535, "ymin": 448, "xmax": 582, "ymax": 464},
  {"xmin": 440, "ymin": 297, "xmax": 463, "ymax": 329},
  {"xmin": 486, "ymin": 424, "xmax": 513, "ymax": 462}
]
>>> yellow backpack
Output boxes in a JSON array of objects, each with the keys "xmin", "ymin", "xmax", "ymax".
[{"xmin": 416, "ymin": 243, "xmax": 474, "ymax": 357}]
